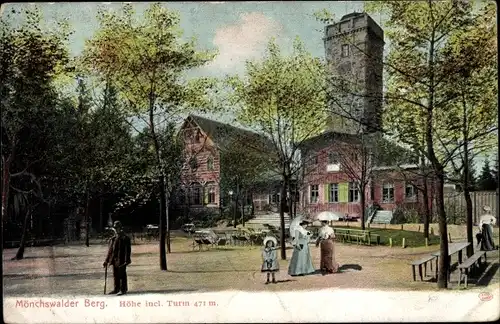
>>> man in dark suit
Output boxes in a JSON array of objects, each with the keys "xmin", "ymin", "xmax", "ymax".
[{"xmin": 103, "ymin": 221, "xmax": 131, "ymax": 295}]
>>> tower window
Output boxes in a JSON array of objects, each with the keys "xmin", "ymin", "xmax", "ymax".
[{"xmin": 341, "ymin": 44, "xmax": 350, "ymax": 57}]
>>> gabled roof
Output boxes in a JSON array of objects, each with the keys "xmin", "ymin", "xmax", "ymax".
[
  {"xmin": 298, "ymin": 131, "xmax": 362, "ymax": 151},
  {"xmin": 185, "ymin": 114, "xmax": 275, "ymax": 152},
  {"xmin": 298, "ymin": 130, "xmax": 418, "ymax": 167}
]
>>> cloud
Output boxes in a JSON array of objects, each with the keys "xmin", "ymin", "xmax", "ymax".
[{"xmin": 206, "ymin": 12, "xmax": 284, "ymax": 73}]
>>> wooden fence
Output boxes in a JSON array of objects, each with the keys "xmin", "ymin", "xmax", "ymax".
[{"xmin": 438, "ymin": 190, "xmax": 498, "ymax": 224}]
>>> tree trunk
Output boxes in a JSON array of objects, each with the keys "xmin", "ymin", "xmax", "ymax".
[
  {"xmin": 462, "ymin": 141, "xmax": 474, "ymax": 258},
  {"xmin": 461, "ymin": 93, "xmax": 474, "ymax": 258},
  {"xmin": 85, "ymin": 187, "xmax": 90, "ymax": 247},
  {"xmin": 293, "ymin": 189, "xmax": 297, "ymax": 218},
  {"xmin": 435, "ymin": 172, "xmax": 449, "ymax": 288},
  {"xmin": 165, "ymin": 189, "xmax": 171, "ymax": 253},
  {"xmin": 241, "ymin": 191, "xmax": 245, "ymax": 227},
  {"xmin": 360, "ymin": 184, "xmax": 366, "ymax": 230},
  {"xmin": 279, "ymin": 175, "xmax": 289, "ymax": 260},
  {"xmin": 250, "ymin": 192, "xmax": 255, "ymax": 217},
  {"xmin": 1, "ymin": 156, "xmax": 12, "ymax": 223},
  {"xmin": 149, "ymin": 93, "xmax": 167, "ymax": 271},
  {"xmin": 422, "ymin": 178, "xmax": 430, "ymax": 239},
  {"xmin": 158, "ymin": 175, "xmax": 167, "ymax": 270},
  {"xmin": 12, "ymin": 208, "xmax": 32, "ymax": 260},
  {"xmin": 99, "ymin": 197, "xmax": 103, "ymax": 233}
]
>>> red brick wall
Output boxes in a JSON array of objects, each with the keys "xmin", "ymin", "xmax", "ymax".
[
  {"xmin": 180, "ymin": 123, "xmax": 221, "ymax": 207},
  {"xmin": 299, "ymin": 141, "xmax": 435, "ymax": 217}
]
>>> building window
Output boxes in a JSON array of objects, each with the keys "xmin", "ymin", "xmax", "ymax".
[
  {"xmin": 189, "ymin": 156, "xmax": 198, "ymax": 170},
  {"xmin": 328, "ymin": 152, "xmax": 339, "ymax": 164},
  {"xmin": 329, "ymin": 183, "xmax": 339, "ymax": 203},
  {"xmin": 207, "ymin": 157, "xmax": 214, "ymax": 171},
  {"xmin": 207, "ymin": 185, "xmax": 216, "ymax": 204},
  {"xmin": 382, "ymin": 183, "xmax": 395, "ymax": 203},
  {"xmin": 194, "ymin": 130, "xmax": 201, "ymax": 143},
  {"xmin": 308, "ymin": 154, "xmax": 318, "ymax": 165},
  {"xmin": 341, "ymin": 44, "xmax": 350, "ymax": 57},
  {"xmin": 177, "ymin": 188, "xmax": 186, "ymax": 204},
  {"xmin": 270, "ymin": 193, "xmax": 280, "ymax": 204},
  {"xmin": 348, "ymin": 182, "xmax": 359, "ymax": 202},
  {"xmin": 190, "ymin": 184, "xmax": 202, "ymax": 205},
  {"xmin": 310, "ymin": 185, "xmax": 319, "ymax": 203},
  {"xmin": 351, "ymin": 151, "xmax": 358, "ymax": 162},
  {"xmin": 405, "ymin": 183, "xmax": 416, "ymax": 201},
  {"xmin": 327, "ymin": 152, "xmax": 340, "ymax": 172}
]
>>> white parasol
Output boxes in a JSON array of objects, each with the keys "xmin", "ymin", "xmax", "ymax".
[
  {"xmin": 315, "ymin": 211, "xmax": 342, "ymax": 222},
  {"xmin": 289, "ymin": 215, "xmax": 304, "ymax": 237}
]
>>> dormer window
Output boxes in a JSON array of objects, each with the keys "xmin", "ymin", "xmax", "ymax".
[
  {"xmin": 341, "ymin": 44, "xmax": 350, "ymax": 57},
  {"xmin": 207, "ymin": 157, "xmax": 214, "ymax": 171},
  {"xmin": 327, "ymin": 152, "xmax": 340, "ymax": 172},
  {"xmin": 189, "ymin": 156, "xmax": 198, "ymax": 170}
]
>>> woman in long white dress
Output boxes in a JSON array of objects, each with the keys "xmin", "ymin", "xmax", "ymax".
[
  {"xmin": 477, "ymin": 206, "xmax": 497, "ymax": 251},
  {"xmin": 288, "ymin": 220, "xmax": 315, "ymax": 276}
]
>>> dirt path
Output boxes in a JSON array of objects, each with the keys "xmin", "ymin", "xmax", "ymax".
[{"xmin": 3, "ymin": 239, "xmax": 499, "ymax": 296}]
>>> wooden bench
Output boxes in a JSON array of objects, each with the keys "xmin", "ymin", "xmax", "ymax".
[
  {"xmin": 411, "ymin": 255, "xmax": 437, "ymax": 281},
  {"xmin": 457, "ymin": 251, "xmax": 487, "ymax": 288},
  {"xmin": 333, "ymin": 229, "xmax": 379, "ymax": 246}
]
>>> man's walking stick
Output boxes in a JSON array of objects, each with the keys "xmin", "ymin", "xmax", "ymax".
[{"xmin": 104, "ymin": 265, "xmax": 108, "ymax": 295}]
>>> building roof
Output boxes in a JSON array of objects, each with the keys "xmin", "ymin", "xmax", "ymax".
[
  {"xmin": 186, "ymin": 114, "xmax": 275, "ymax": 152},
  {"xmin": 340, "ymin": 12, "xmax": 365, "ymax": 21},
  {"xmin": 298, "ymin": 130, "xmax": 419, "ymax": 167},
  {"xmin": 297, "ymin": 131, "xmax": 362, "ymax": 150}
]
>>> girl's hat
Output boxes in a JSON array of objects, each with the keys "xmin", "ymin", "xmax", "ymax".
[{"xmin": 263, "ymin": 235, "xmax": 278, "ymax": 247}]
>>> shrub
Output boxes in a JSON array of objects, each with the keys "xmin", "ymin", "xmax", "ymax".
[{"xmin": 391, "ymin": 207, "xmax": 421, "ymax": 224}]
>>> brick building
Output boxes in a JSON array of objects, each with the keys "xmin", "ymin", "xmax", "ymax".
[
  {"xmin": 176, "ymin": 115, "xmax": 277, "ymax": 215},
  {"xmin": 297, "ymin": 131, "xmax": 435, "ymax": 220}
]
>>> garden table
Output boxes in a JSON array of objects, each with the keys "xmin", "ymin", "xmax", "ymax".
[{"xmin": 431, "ymin": 242, "xmax": 470, "ymax": 282}]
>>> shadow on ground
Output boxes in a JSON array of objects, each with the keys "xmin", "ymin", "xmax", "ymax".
[
  {"xmin": 20, "ymin": 255, "xmax": 95, "ymax": 260},
  {"xmin": 474, "ymin": 262, "xmax": 499, "ymax": 287},
  {"xmin": 339, "ymin": 264, "xmax": 363, "ymax": 272},
  {"xmin": 167, "ymin": 269, "xmax": 255, "ymax": 274},
  {"xmin": 4, "ymin": 272, "xmax": 104, "ymax": 280}
]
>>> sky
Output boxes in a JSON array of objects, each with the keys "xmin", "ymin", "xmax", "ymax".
[
  {"xmin": 1, "ymin": 1, "xmax": 370, "ymax": 75},
  {"xmin": 1, "ymin": 1, "xmax": 495, "ymax": 167}
]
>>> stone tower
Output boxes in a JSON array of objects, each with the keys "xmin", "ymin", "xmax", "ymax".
[{"xmin": 324, "ymin": 12, "xmax": 384, "ymax": 134}]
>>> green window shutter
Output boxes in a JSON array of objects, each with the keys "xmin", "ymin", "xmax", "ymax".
[
  {"xmin": 204, "ymin": 189, "xmax": 209, "ymax": 204},
  {"xmin": 338, "ymin": 183, "xmax": 348, "ymax": 202},
  {"xmin": 324, "ymin": 184, "xmax": 329, "ymax": 203},
  {"xmin": 327, "ymin": 184, "xmax": 331, "ymax": 203}
]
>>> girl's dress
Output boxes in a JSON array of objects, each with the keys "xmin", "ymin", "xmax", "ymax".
[
  {"xmin": 261, "ymin": 247, "xmax": 279, "ymax": 272},
  {"xmin": 288, "ymin": 226, "xmax": 315, "ymax": 276}
]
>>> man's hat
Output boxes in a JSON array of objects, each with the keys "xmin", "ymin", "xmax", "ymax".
[{"xmin": 113, "ymin": 221, "xmax": 123, "ymax": 229}]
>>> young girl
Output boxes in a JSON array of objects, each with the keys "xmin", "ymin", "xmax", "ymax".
[{"xmin": 261, "ymin": 236, "xmax": 279, "ymax": 284}]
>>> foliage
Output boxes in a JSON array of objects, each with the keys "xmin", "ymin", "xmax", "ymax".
[
  {"xmin": 82, "ymin": 3, "xmax": 218, "ymax": 267},
  {"xmin": 82, "ymin": 3, "xmax": 218, "ymax": 118},
  {"xmin": 227, "ymin": 38, "xmax": 328, "ymax": 174},
  {"xmin": 390, "ymin": 207, "xmax": 420, "ymax": 225},
  {"xmin": 1, "ymin": 7, "xmax": 73, "ymax": 224},
  {"xmin": 477, "ymin": 158, "xmax": 498, "ymax": 191},
  {"xmin": 226, "ymin": 37, "xmax": 328, "ymax": 259}
]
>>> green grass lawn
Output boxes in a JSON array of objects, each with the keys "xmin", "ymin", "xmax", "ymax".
[
  {"xmin": 333, "ymin": 226, "xmax": 500, "ymax": 248},
  {"xmin": 333, "ymin": 226, "xmax": 441, "ymax": 248}
]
